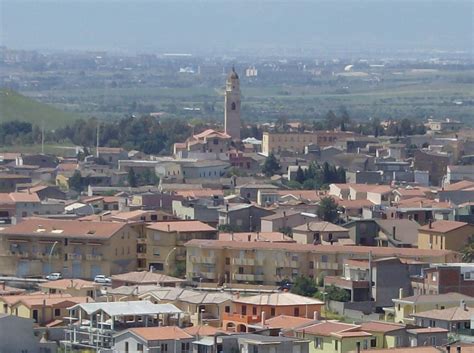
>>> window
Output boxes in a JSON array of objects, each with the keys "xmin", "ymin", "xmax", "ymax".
[
  {"xmin": 231, "ymin": 102, "xmax": 236, "ymax": 110},
  {"xmin": 294, "ymin": 307, "xmax": 300, "ymax": 316},
  {"xmin": 137, "ymin": 343, "xmax": 143, "ymax": 351},
  {"xmin": 54, "ymin": 308, "xmax": 60, "ymax": 317},
  {"xmin": 371, "ymin": 338, "xmax": 377, "ymax": 348},
  {"xmin": 314, "ymin": 337, "xmax": 322, "ymax": 348},
  {"xmin": 253, "ymin": 306, "xmax": 257, "ymax": 315},
  {"xmin": 225, "ymin": 306, "xmax": 230, "ymax": 313},
  {"xmin": 363, "ymin": 340, "xmax": 368, "ymax": 349},
  {"xmin": 309, "ymin": 261, "xmax": 314, "ymax": 269},
  {"xmin": 271, "ymin": 307, "xmax": 275, "ymax": 316},
  {"xmin": 321, "ymin": 255, "xmax": 328, "ymax": 263},
  {"xmin": 225, "ymin": 257, "xmax": 230, "ymax": 265},
  {"xmin": 161, "ymin": 343, "xmax": 168, "ymax": 352},
  {"xmin": 430, "ymin": 336, "xmax": 436, "ymax": 345},
  {"xmin": 334, "ymin": 340, "xmax": 338, "ymax": 350},
  {"xmin": 251, "ymin": 345, "xmax": 259, "ymax": 353},
  {"xmin": 125, "ymin": 342, "xmax": 129, "ymax": 353},
  {"xmin": 213, "ymin": 138, "xmax": 219, "ymax": 145}
]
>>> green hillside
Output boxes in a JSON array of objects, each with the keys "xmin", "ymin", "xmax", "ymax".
[{"xmin": 0, "ymin": 89, "xmax": 79, "ymax": 129}]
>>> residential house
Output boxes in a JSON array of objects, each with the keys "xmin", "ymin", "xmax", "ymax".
[
  {"xmin": 0, "ymin": 218, "xmax": 139, "ymax": 278},
  {"xmin": 221, "ymin": 333, "xmax": 310, "ymax": 353},
  {"xmin": 20, "ymin": 185, "xmax": 66, "ymax": 200},
  {"xmin": 445, "ymin": 165, "xmax": 474, "ymax": 185},
  {"xmin": 238, "ymin": 183, "xmax": 280, "ymax": 202},
  {"xmin": 181, "ymin": 160, "xmax": 230, "ymax": 180},
  {"xmin": 97, "ymin": 147, "xmax": 128, "ymax": 167},
  {"xmin": 0, "ymin": 174, "xmax": 31, "ymax": 192},
  {"xmin": 222, "ymin": 292, "xmax": 323, "ymax": 332},
  {"xmin": 418, "ymin": 220, "xmax": 474, "ymax": 251},
  {"xmin": 111, "ymin": 271, "xmax": 185, "ymax": 288},
  {"xmin": 374, "ymin": 219, "xmax": 420, "ymax": 248},
  {"xmin": 411, "ymin": 263, "xmax": 474, "ymax": 296},
  {"xmin": 219, "ymin": 232, "xmax": 294, "ymax": 243},
  {"xmin": 359, "ymin": 321, "xmax": 408, "ymax": 349},
  {"xmin": 390, "ymin": 292, "xmax": 474, "ymax": 324},
  {"xmin": 406, "ymin": 327, "xmax": 448, "ymax": 347},
  {"xmin": 218, "ymin": 203, "xmax": 275, "ymax": 232},
  {"xmin": 174, "ymin": 129, "xmax": 231, "ymax": 155},
  {"xmin": 292, "ymin": 222, "xmax": 350, "ymax": 245},
  {"xmin": 261, "ymin": 211, "xmax": 316, "ymax": 233},
  {"xmin": 414, "ymin": 150, "xmax": 450, "ymax": 186},
  {"xmin": 140, "ymin": 221, "xmax": 217, "ymax": 274},
  {"xmin": 38, "ymin": 279, "xmax": 100, "ymax": 298}
]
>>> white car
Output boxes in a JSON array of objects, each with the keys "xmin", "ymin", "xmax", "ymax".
[
  {"xmin": 94, "ymin": 275, "xmax": 111, "ymax": 284},
  {"xmin": 46, "ymin": 272, "xmax": 62, "ymax": 281}
]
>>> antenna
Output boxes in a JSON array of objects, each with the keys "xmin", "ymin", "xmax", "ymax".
[
  {"xmin": 41, "ymin": 121, "xmax": 45, "ymax": 154},
  {"xmin": 96, "ymin": 121, "xmax": 100, "ymax": 158}
]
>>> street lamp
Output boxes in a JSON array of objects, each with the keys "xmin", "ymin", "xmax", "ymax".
[
  {"xmin": 164, "ymin": 247, "xmax": 177, "ymax": 273},
  {"xmin": 48, "ymin": 241, "xmax": 59, "ymax": 275}
]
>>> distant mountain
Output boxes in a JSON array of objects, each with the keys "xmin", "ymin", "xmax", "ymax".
[{"xmin": 0, "ymin": 89, "xmax": 79, "ymax": 129}]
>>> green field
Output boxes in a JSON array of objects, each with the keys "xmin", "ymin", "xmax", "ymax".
[
  {"xmin": 0, "ymin": 89, "xmax": 81, "ymax": 129},
  {"xmin": 0, "ymin": 143, "xmax": 77, "ymax": 157}
]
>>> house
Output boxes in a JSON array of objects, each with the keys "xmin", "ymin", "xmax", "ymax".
[
  {"xmin": 410, "ymin": 263, "xmax": 474, "ymax": 296},
  {"xmin": 218, "ymin": 203, "xmax": 275, "ymax": 232},
  {"xmin": 238, "ymin": 183, "xmax": 280, "ymax": 202},
  {"xmin": 0, "ymin": 174, "xmax": 32, "ymax": 192},
  {"xmin": 359, "ymin": 321, "xmax": 407, "ymax": 349},
  {"xmin": 96, "ymin": 147, "xmax": 128, "ymax": 166},
  {"xmin": 38, "ymin": 279, "xmax": 100, "ymax": 298},
  {"xmin": 0, "ymin": 314, "xmax": 58, "ymax": 353},
  {"xmin": 374, "ymin": 219, "xmax": 420, "ymax": 248},
  {"xmin": 141, "ymin": 221, "xmax": 217, "ymax": 274},
  {"xmin": 221, "ymin": 333, "xmax": 310, "ymax": 353},
  {"xmin": 411, "ymin": 301, "xmax": 473, "ymax": 338},
  {"xmin": 0, "ymin": 282, "xmax": 25, "ymax": 296},
  {"xmin": 329, "ymin": 184, "xmax": 351, "ymax": 200},
  {"xmin": 292, "ymin": 222, "xmax": 350, "ymax": 245},
  {"xmin": 406, "ymin": 327, "xmax": 448, "ymax": 347},
  {"xmin": 390, "ymin": 292, "xmax": 474, "ymax": 324},
  {"xmin": 414, "ymin": 150, "xmax": 450, "ymax": 186},
  {"xmin": 174, "ymin": 129, "xmax": 231, "ymax": 155},
  {"xmin": 19, "ymin": 185, "xmax": 66, "ymax": 200},
  {"xmin": 113, "ymin": 326, "xmax": 194, "ymax": 353},
  {"xmin": 222, "ymin": 292, "xmax": 324, "ymax": 332},
  {"xmin": 64, "ymin": 301, "xmax": 183, "ymax": 350},
  {"xmin": 445, "ymin": 165, "xmax": 474, "ymax": 185},
  {"xmin": 261, "ymin": 211, "xmax": 316, "ymax": 233},
  {"xmin": 366, "ymin": 186, "xmax": 392, "ymax": 205},
  {"xmin": 181, "ymin": 160, "xmax": 230, "ymax": 180},
  {"xmin": 111, "ymin": 271, "xmax": 185, "ymax": 288},
  {"xmin": 418, "ymin": 220, "xmax": 474, "ymax": 251},
  {"xmin": 0, "ymin": 218, "xmax": 139, "ymax": 278},
  {"xmin": 218, "ymin": 232, "xmax": 294, "ymax": 243}
]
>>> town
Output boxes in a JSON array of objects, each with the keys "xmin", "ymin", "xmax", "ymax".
[{"xmin": 0, "ymin": 64, "xmax": 473, "ymax": 353}]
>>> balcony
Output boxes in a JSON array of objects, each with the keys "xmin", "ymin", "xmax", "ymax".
[
  {"xmin": 233, "ymin": 258, "xmax": 255, "ymax": 266},
  {"xmin": 137, "ymin": 253, "xmax": 147, "ymax": 259},
  {"xmin": 7, "ymin": 251, "xmax": 30, "ymax": 258},
  {"xmin": 223, "ymin": 312, "xmax": 261, "ymax": 325},
  {"xmin": 137, "ymin": 237, "xmax": 147, "ymax": 244},
  {"xmin": 201, "ymin": 272, "xmax": 216, "ymax": 280},
  {"xmin": 232, "ymin": 273, "xmax": 264, "ymax": 282},
  {"xmin": 315, "ymin": 262, "xmax": 339, "ymax": 270},
  {"xmin": 189, "ymin": 256, "xmax": 215, "ymax": 264},
  {"xmin": 68, "ymin": 253, "xmax": 83, "ymax": 260},
  {"xmin": 274, "ymin": 259, "xmax": 299, "ymax": 268},
  {"xmin": 85, "ymin": 254, "xmax": 103, "ymax": 261},
  {"xmin": 325, "ymin": 276, "xmax": 369, "ymax": 290}
]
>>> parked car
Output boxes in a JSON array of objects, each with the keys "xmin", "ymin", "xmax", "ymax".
[
  {"xmin": 46, "ymin": 272, "xmax": 62, "ymax": 281},
  {"xmin": 94, "ymin": 275, "xmax": 111, "ymax": 284}
]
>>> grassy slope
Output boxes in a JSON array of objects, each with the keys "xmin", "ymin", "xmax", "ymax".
[{"xmin": 0, "ymin": 89, "xmax": 80, "ymax": 129}]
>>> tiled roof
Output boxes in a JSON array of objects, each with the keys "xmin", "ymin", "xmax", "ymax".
[
  {"xmin": 218, "ymin": 232, "xmax": 294, "ymax": 243},
  {"xmin": 407, "ymin": 327, "xmax": 449, "ymax": 334},
  {"xmin": 146, "ymin": 221, "xmax": 216, "ymax": 233},
  {"xmin": 394, "ymin": 292, "xmax": 474, "ymax": 304},
  {"xmin": 0, "ymin": 293, "xmax": 71, "ymax": 306},
  {"xmin": 443, "ymin": 180, "xmax": 474, "ymax": 191},
  {"xmin": 233, "ymin": 292, "xmax": 324, "ymax": 306},
  {"xmin": 193, "ymin": 129, "xmax": 230, "ymax": 140},
  {"xmin": 296, "ymin": 321, "xmax": 358, "ymax": 336},
  {"xmin": 263, "ymin": 315, "xmax": 317, "ymax": 330},
  {"xmin": 39, "ymin": 279, "xmax": 98, "ymax": 290},
  {"xmin": 362, "ymin": 347, "xmax": 442, "ymax": 353},
  {"xmin": 419, "ymin": 220, "xmax": 469, "ymax": 233},
  {"xmin": 129, "ymin": 326, "xmax": 193, "ymax": 341},
  {"xmin": 18, "ymin": 296, "xmax": 91, "ymax": 308},
  {"xmin": 7, "ymin": 192, "xmax": 40, "ymax": 203},
  {"xmin": 360, "ymin": 321, "xmax": 405, "ymax": 333},
  {"xmin": 183, "ymin": 325, "xmax": 224, "ymax": 337},
  {"xmin": 411, "ymin": 305, "xmax": 474, "ymax": 321},
  {"xmin": 0, "ymin": 218, "xmax": 128, "ymax": 239},
  {"xmin": 293, "ymin": 221, "xmax": 347, "ymax": 233},
  {"xmin": 111, "ymin": 271, "xmax": 185, "ymax": 284},
  {"xmin": 0, "ymin": 283, "xmax": 26, "ymax": 296},
  {"xmin": 175, "ymin": 189, "xmax": 224, "ymax": 198}
]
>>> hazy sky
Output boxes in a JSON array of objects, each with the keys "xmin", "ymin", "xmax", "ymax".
[{"xmin": 1, "ymin": 0, "xmax": 472, "ymax": 54}]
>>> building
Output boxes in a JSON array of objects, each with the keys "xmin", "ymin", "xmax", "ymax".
[
  {"xmin": 292, "ymin": 222, "xmax": 350, "ymax": 245},
  {"xmin": 262, "ymin": 131, "xmax": 355, "ymax": 156},
  {"xmin": 140, "ymin": 220, "xmax": 217, "ymax": 273},
  {"xmin": 411, "ymin": 263, "xmax": 474, "ymax": 296},
  {"xmin": 113, "ymin": 326, "xmax": 194, "ymax": 353},
  {"xmin": 261, "ymin": 211, "xmax": 316, "ymax": 233},
  {"xmin": 222, "ymin": 292, "xmax": 323, "ymax": 332},
  {"xmin": 110, "ymin": 271, "xmax": 185, "ymax": 288},
  {"xmin": 0, "ymin": 174, "xmax": 32, "ymax": 192},
  {"xmin": 224, "ymin": 67, "xmax": 241, "ymax": 140},
  {"xmin": 425, "ymin": 118, "xmax": 463, "ymax": 132},
  {"xmin": 218, "ymin": 203, "xmax": 274, "ymax": 232},
  {"xmin": 0, "ymin": 218, "xmax": 139, "ymax": 278},
  {"xmin": 39, "ymin": 279, "xmax": 100, "ymax": 298},
  {"xmin": 406, "ymin": 327, "xmax": 448, "ymax": 347},
  {"xmin": 418, "ymin": 220, "xmax": 474, "ymax": 251},
  {"xmin": 181, "ymin": 160, "xmax": 230, "ymax": 179},
  {"xmin": 414, "ymin": 150, "xmax": 450, "ymax": 186},
  {"xmin": 390, "ymin": 292, "xmax": 474, "ymax": 324},
  {"xmin": 221, "ymin": 333, "xmax": 310, "ymax": 353},
  {"xmin": 445, "ymin": 165, "xmax": 474, "ymax": 185},
  {"xmin": 96, "ymin": 147, "xmax": 128, "ymax": 167},
  {"xmin": 185, "ymin": 240, "xmax": 459, "ymax": 286}
]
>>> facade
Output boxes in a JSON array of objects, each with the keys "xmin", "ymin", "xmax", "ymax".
[
  {"xmin": 218, "ymin": 203, "xmax": 275, "ymax": 232},
  {"xmin": 261, "ymin": 211, "xmax": 315, "ymax": 233},
  {"xmin": 139, "ymin": 221, "xmax": 217, "ymax": 273},
  {"xmin": 414, "ymin": 150, "xmax": 450, "ymax": 186},
  {"xmin": 224, "ymin": 67, "xmax": 241, "ymax": 140},
  {"xmin": 185, "ymin": 240, "xmax": 459, "ymax": 286},
  {"xmin": 292, "ymin": 222, "xmax": 350, "ymax": 245},
  {"xmin": 39, "ymin": 279, "xmax": 99, "ymax": 298},
  {"xmin": 417, "ymin": 220, "xmax": 474, "ymax": 251},
  {"xmin": 0, "ymin": 218, "xmax": 139, "ymax": 278},
  {"xmin": 411, "ymin": 264, "xmax": 474, "ymax": 296},
  {"xmin": 221, "ymin": 333, "xmax": 310, "ymax": 353},
  {"xmin": 181, "ymin": 160, "xmax": 230, "ymax": 179}
]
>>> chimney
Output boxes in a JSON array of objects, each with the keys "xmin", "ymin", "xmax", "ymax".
[
  {"xmin": 167, "ymin": 224, "xmax": 171, "ymax": 232},
  {"xmin": 399, "ymin": 288, "xmax": 403, "ymax": 299},
  {"xmin": 392, "ymin": 226, "xmax": 396, "ymax": 241},
  {"xmin": 248, "ymin": 234, "xmax": 251, "ymax": 242},
  {"xmin": 261, "ymin": 311, "xmax": 266, "ymax": 326},
  {"xmin": 70, "ymin": 279, "xmax": 74, "ymax": 288},
  {"xmin": 313, "ymin": 311, "xmax": 320, "ymax": 320},
  {"xmin": 429, "ymin": 219, "xmax": 433, "ymax": 229},
  {"xmin": 460, "ymin": 300, "xmax": 467, "ymax": 310},
  {"xmin": 231, "ymin": 232, "xmax": 234, "ymax": 241},
  {"xmin": 283, "ymin": 211, "xmax": 286, "ymax": 218}
]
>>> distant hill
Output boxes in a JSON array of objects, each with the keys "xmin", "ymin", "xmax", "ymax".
[{"xmin": 0, "ymin": 89, "xmax": 79, "ymax": 129}]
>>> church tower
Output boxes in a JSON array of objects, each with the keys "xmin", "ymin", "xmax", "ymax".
[{"xmin": 224, "ymin": 67, "xmax": 241, "ymax": 140}]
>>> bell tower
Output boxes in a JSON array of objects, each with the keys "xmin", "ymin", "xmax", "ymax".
[{"xmin": 224, "ymin": 66, "xmax": 241, "ymax": 140}]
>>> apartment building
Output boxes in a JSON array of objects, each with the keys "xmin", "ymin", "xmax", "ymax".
[
  {"xmin": 411, "ymin": 264, "xmax": 474, "ymax": 296},
  {"xmin": 418, "ymin": 220, "xmax": 474, "ymax": 251},
  {"xmin": 139, "ymin": 221, "xmax": 217, "ymax": 274},
  {"xmin": 0, "ymin": 218, "xmax": 139, "ymax": 278},
  {"xmin": 262, "ymin": 131, "xmax": 355, "ymax": 156},
  {"xmin": 185, "ymin": 240, "xmax": 459, "ymax": 286}
]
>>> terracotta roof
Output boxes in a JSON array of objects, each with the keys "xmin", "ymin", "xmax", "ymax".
[
  {"xmin": 411, "ymin": 305, "xmax": 474, "ymax": 321},
  {"xmin": 17, "ymin": 296, "xmax": 91, "ymax": 308},
  {"xmin": 193, "ymin": 129, "xmax": 230, "ymax": 140},
  {"xmin": 367, "ymin": 185, "xmax": 393, "ymax": 194},
  {"xmin": 336, "ymin": 198, "xmax": 375, "ymax": 209},
  {"xmin": 6, "ymin": 192, "xmax": 40, "ymax": 203},
  {"xmin": 233, "ymin": 292, "xmax": 324, "ymax": 306},
  {"xmin": 296, "ymin": 321, "xmax": 358, "ymax": 336},
  {"xmin": 394, "ymin": 292, "xmax": 474, "ymax": 304},
  {"xmin": 407, "ymin": 327, "xmax": 449, "ymax": 334},
  {"xmin": 395, "ymin": 197, "xmax": 452, "ymax": 209},
  {"xmin": 419, "ymin": 220, "xmax": 469, "ymax": 233},
  {"xmin": 175, "ymin": 189, "xmax": 224, "ymax": 198},
  {"xmin": 146, "ymin": 221, "xmax": 216, "ymax": 233},
  {"xmin": 0, "ymin": 218, "xmax": 128, "ymax": 239},
  {"xmin": 349, "ymin": 184, "xmax": 377, "ymax": 192},
  {"xmin": 129, "ymin": 326, "xmax": 193, "ymax": 341},
  {"xmin": 263, "ymin": 315, "xmax": 317, "ymax": 330},
  {"xmin": 218, "ymin": 232, "xmax": 294, "ymax": 243},
  {"xmin": 0, "ymin": 293, "xmax": 71, "ymax": 306},
  {"xmin": 276, "ymin": 190, "xmax": 321, "ymax": 202},
  {"xmin": 111, "ymin": 271, "xmax": 185, "ymax": 284},
  {"xmin": 360, "ymin": 321, "xmax": 405, "ymax": 333},
  {"xmin": 362, "ymin": 347, "xmax": 442, "ymax": 353},
  {"xmin": 39, "ymin": 279, "xmax": 98, "ymax": 291},
  {"xmin": 293, "ymin": 221, "xmax": 347, "ymax": 233},
  {"xmin": 185, "ymin": 239, "xmax": 456, "ymax": 259},
  {"xmin": 183, "ymin": 325, "xmax": 224, "ymax": 337},
  {"xmin": 443, "ymin": 180, "xmax": 474, "ymax": 191},
  {"xmin": 0, "ymin": 283, "xmax": 26, "ymax": 296}
]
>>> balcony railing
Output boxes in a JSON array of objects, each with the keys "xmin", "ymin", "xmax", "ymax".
[
  {"xmin": 232, "ymin": 273, "xmax": 264, "ymax": 282},
  {"xmin": 274, "ymin": 259, "xmax": 299, "ymax": 268},
  {"xmin": 85, "ymin": 254, "xmax": 103, "ymax": 261},
  {"xmin": 233, "ymin": 258, "xmax": 255, "ymax": 266},
  {"xmin": 137, "ymin": 238, "xmax": 147, "ymax": 244},
  {"xmin": 315, "ymin": 262, "xmax": 339, "ymax": 270},
  {"xmin": 189, "ymin": 256, "xmax": 215, "ymax": 264},
  {"xmin": 223, "ymin": 312, "xmax": 261, "ymax": 324},
  {"xmin": 68, "ymin": 253, "xmax": 83, "ymax": 260}
]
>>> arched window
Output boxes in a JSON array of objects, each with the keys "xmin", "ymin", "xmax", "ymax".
[{"xmin": 231, "ymin": 102, "xmax": 236, "ymax": 110}]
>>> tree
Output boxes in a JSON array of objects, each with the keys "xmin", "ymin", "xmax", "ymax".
[
  {"xmin": 461, "ymin": 236, "xmax": 474, "ymax": 263},
  {"xmin": 291, "ymin": 276, "xmax": 318, "ymax": 297},
  {"xmin": 262, "ymin": 153, "xmax": 280, "ymax": 177},
  {"xmin": 317, "ymin": 197, "xmax": 340, "ymax": 223},
  {"xmin": 324, "ymin": 285, "xmax": 350, "ymax": 302},
  {"xmin": 128, "ymin": 168, "xmax": 138, "ymax": 187},
  {"xmin": 295, "ymin": 166, "xmax": 305, "ymax": 184},
  {"xmin": 69, "ymin": 170, "xmax": 83, "ymax": 192}
]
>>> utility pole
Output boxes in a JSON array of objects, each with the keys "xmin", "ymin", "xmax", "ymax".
[
  {"xmin": 96, "ymin": 121, "xmax": 100, "ymax": 158},
  {"xmin": 41, "ymin": 121, "xmax": 45, "ymax": 154}
]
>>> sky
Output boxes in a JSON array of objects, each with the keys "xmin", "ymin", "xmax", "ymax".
[{"xmin": 1, "ymin": 0, "xmax": 472, "ymax": 55}]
